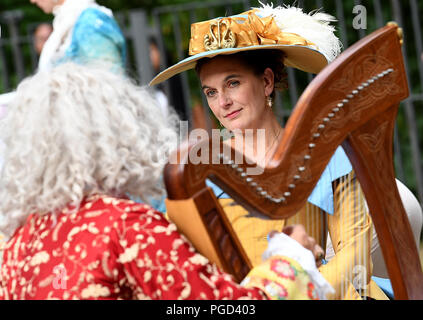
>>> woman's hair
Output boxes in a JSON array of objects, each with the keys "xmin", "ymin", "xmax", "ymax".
[
  {"xmin": 195, "ymin": 49, "xmax": 288, "ymax": 98},
  {"xmin": 0, "ymin": 62, "xmax": 179, "ymax": 237}
]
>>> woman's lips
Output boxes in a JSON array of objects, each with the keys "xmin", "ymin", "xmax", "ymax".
[{"xmin": 224, "ymin": 109, "xmax": 242, "ymax": 120}]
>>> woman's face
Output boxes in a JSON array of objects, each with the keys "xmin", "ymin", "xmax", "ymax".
[
  {"xmin": 30, "ymin": 0, "xmax": 64, "ymax": 14},
  {"xmin": 199, "ymin": 55, "xmax": 274, "ymax": 131}
]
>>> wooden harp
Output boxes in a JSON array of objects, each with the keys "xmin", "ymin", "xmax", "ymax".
[{"xmin": 164, "ymin": 24, "xmax": 423, "ymax": 299}]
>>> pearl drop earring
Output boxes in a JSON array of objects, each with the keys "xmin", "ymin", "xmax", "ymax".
[{"xmin": 267, "ymin": 96, "xmax": 273, "ymax": 108}]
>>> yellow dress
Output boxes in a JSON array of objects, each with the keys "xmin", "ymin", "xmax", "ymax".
[{"xmin": 218, "ymin": 171, "xmax": 388, "ymax": 300}]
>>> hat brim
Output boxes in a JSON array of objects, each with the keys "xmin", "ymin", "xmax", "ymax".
[{"xmin": 149, "ymin": 44, "xmax": 328, "ymax": 86}]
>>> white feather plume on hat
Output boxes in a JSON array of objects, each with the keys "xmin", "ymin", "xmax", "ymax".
[{"xmin": 256, "ymin": 3, "xmax": 343, "ymax": 63}]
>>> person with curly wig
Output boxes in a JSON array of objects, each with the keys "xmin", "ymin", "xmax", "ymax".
[{"xmin": 0, "ymin": 62, "xmax": 332, "ymax": 300}]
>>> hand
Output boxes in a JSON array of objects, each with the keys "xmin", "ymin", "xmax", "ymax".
[{"xmin": 269, "ymin": 224, "xmax": 325, "ymax": 267}]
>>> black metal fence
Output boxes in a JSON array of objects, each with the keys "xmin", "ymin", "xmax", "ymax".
[{"xmin": 1, "ymin": 0, "xmax": 423, "ymax": 205}]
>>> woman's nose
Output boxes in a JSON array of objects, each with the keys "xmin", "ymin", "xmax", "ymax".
[{"xmin": 218, "ymin": 93, "xmax": 231, "ymax": 109}]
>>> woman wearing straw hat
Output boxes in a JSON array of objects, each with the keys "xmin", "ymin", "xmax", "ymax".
[{"xmin": 151, "ymin": 4, "xmax": 392, "ymax": 300}]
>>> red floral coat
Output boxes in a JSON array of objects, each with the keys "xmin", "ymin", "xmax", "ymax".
[{"xmin": 0, "ymin": 195, "xmax": 317, "ymax": 300}]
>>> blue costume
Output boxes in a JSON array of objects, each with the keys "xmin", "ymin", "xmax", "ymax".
[
  {"xmin": 62, "ymin": 8, "xmax": 126, "ymax": 70},
  {"xmin": 38, "ymin": 1, "xmax": 126, "ymax": 72}
]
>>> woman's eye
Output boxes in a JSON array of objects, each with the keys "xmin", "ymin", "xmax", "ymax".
[
  {"xmin": 206, "ymin": 90, "xmax": 217, "ymax": 97},
  {"xmin": 228, "ymin": 80, "xmax": 240, "ymax": 88}
]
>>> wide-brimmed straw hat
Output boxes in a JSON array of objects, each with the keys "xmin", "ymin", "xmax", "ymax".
[{"xmin": 149, "ymin": 4, "xmax": 342, "ymax": 86}]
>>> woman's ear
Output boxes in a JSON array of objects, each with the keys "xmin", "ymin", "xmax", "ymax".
[{"xmin": 263, "ymin": 67, "xmax": 275, "ymax": 97}]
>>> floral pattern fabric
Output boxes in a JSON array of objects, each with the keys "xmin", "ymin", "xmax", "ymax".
[
  {"xmin": 0, "ymin": 195, "xmax": 316, "ymax": 300},
  {"xmin": 242, "ymin": 256, "xmax": 318, "ymax": 300}
]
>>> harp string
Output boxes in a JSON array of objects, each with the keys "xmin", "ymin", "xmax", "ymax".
[{"xmin": 328, "ymin": 171, "xmax": 378, "ymax": 299}]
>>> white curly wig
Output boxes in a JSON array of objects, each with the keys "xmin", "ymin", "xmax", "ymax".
[{"xmin": 0, "ymin": 62, "xmax": 179, "ymax": 237}]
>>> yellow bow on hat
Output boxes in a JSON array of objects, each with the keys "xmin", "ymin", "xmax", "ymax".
[{"xmin": 189, "ymin": 9, "xmax": 316, "ymax": 56}]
